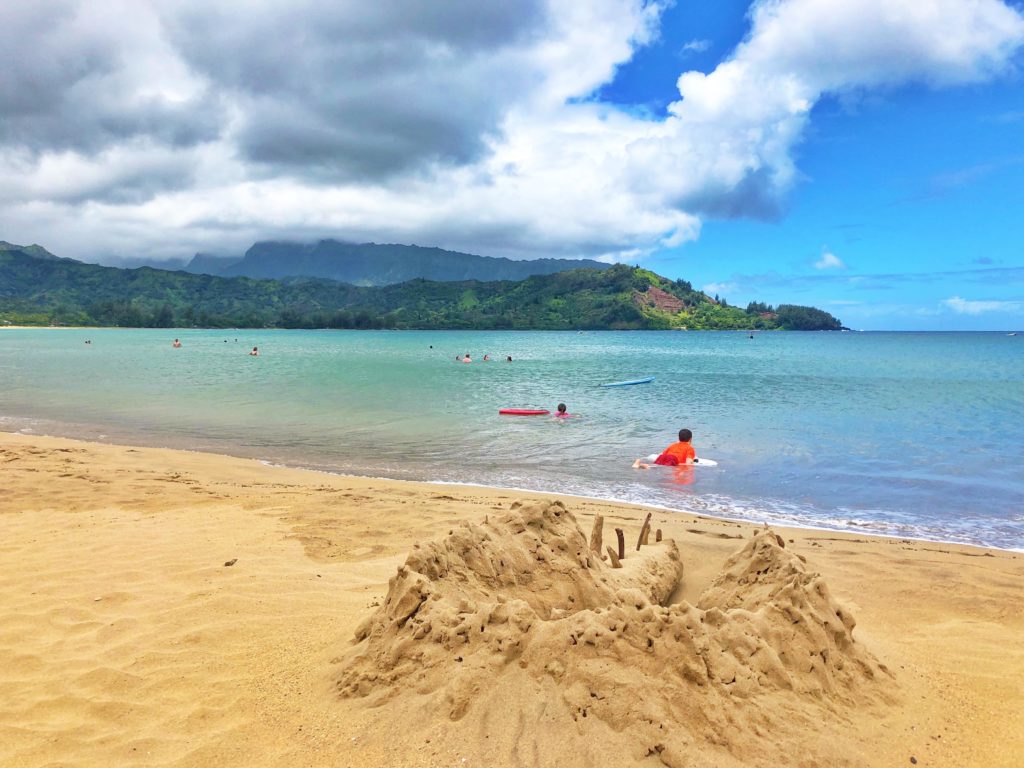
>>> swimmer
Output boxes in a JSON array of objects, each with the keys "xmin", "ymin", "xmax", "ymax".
[
  {"xmin": 554, "ymin": 403, "xmax": 573, "ymax": 418},
  {"xmin": 506, "ymin": 355, "xmax": 512, "ymax": 362},
  {"xmin": 633, "ymin": 428, "xmax": 696, "ymax": 469},
  {"xmin": 483, "ymin": 354, "xmax": 490, "ymax": 361},
  {"xmin": 249, "ymin": 346, "xmax": 259, "ymax": 356},
  {"xmin": 172, "ymin": 338, "xmax": 182, "ymax": 348},
  {"xmin": 462, "ymin": 353, "xmax": 472, "ymax": 363}
]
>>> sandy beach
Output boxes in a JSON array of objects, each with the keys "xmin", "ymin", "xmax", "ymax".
[{"xmin": 1, "ymin": 431, "xmax": 1021, "ymax": 767}]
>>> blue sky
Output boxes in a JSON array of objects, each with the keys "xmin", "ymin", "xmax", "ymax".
[
  {"xmin": 599, "ymin": 1, "xmax": 1024, "ymax": 330},
  {"xmin": 1, "ymin": 0, "xmax": 1022, "ymax": 330}
]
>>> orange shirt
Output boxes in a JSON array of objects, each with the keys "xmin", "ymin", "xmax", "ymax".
[{"xmin": 660, "ymin": 441, "xmax": 695, "ymax": 464}]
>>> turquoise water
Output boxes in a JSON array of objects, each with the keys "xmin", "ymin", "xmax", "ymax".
[{"xmin": 2, "ymin": 329, "xmax": 1022, "ymax": 549}]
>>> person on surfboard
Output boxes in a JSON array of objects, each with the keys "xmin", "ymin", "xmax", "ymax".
[{"xmin": 633, "ymin": 428, "xmax": 696, "ymax": 468}]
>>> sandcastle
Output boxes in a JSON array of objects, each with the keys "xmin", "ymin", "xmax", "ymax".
[{"xmin": 338, "ymin": 500, "xmax": 894, "ymax": 766}]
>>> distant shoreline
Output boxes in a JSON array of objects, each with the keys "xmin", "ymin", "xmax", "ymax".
[
  {"xmin": 2, "ymin": 325, "xmax": 1020, "ymax": 332},
  {"xmin": 1, "ymin": 325, "xmax": 102, "ymax": 330}
]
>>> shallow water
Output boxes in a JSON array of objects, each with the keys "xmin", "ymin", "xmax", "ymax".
[{"xmin": 2, "ymin": 328, "xmax": 1022, "ymax": 549}]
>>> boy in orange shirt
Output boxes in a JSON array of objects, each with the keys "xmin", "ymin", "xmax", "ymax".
[{"xmin": 633, "ymin": 428, "xmax": 696, "ymax": 468}]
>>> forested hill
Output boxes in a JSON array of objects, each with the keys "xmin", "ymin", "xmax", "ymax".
[
  {"xmin": 0, "ymin": 244, "xmax": 843, "ymax": 331},
  {"xmin": 0, "ymin": 241, "xmax": 64, "ymax": 261},
  {"xmin": 184, "ymin": 239, "xmax": 613, "ymax": 285}
]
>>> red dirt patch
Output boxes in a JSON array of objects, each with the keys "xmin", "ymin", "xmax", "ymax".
[{"xmin": 633, "ymin": 285, "xmax": 684, "ymax": 313}]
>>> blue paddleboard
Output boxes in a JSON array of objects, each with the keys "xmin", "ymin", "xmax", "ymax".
[{"xmin": 601, "ymin": 376, "xmax": 655, "ymax": 387}]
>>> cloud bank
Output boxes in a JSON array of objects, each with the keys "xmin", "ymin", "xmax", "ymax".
[
  {"xmin": 942, "ymin": 296, "xmax": 1023, "ymax": 315},
  {"xmin": 1, "ymin": 0, "xmax": 1022, "ymax": 262}
]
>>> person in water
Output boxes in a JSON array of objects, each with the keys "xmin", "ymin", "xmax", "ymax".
[
  {"xmin": 172, "ymin": 338, "xmax": 182, "ymax": 348},
  {"xmin": 249, "ymin": 346, "xmax": 259, "ymax": 356},
  {"xmin": 483, "ymin": 354, "xmax": 490, "ymax": 361},
  {"xmin": 633, "ymin": 428, "xmax": 696, "ymax": 468},
  {"xmin": 555, "ymin": 403, "xmax": 573, "ymax": 418},
  {"xmin": 506, "ymin": 355, "xmax": 512, "ymax": 362},
  {"xmin": 462, "ymin": 353, "xmax": 472, "ymax": 363}
]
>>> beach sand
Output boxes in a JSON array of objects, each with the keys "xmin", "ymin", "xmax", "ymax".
[{"xmin": 0, "ymin": 431, "xmax": 1021, "ymax": 767}]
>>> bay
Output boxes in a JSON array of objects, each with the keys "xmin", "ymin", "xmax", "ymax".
[{"xmin": 2, "ymin": 328, "xmax": 1022, "ymax": 549}]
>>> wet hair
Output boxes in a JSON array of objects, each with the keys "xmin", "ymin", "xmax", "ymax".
[
  {"xmin": 557, "ymin": 403, "xmax": 567, "ymax": 413},
  {"xmin": 678, "ymin": 428, "xmax": 692, "ymax": 442}
]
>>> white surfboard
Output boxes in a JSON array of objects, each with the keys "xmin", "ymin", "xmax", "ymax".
[{"xmin": 643, "ymin": 454, "xmax": 718, "ymax": 466}]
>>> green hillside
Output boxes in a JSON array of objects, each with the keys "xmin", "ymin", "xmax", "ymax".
[
  {"xmin": 0, "ymin": 241, "xmax": 62, "ymax": 261},
  {"xmin": 0, "ymin": 245, "xmax": 842, "ymax": 331}
]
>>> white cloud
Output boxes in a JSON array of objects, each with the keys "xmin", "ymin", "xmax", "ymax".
[
  {"xmin": 942, "ymin": 296, "xmax": 1023, "ymax": 315},
  {"xmin": 703, "ymin": 282, "xmax": 737, "ymax": 297},
  {"xmin": 681, "ymin": 38, "xmax": 711, "ymax": 54},
  {"xmin": 814, "ymin": 251, "xmax": 846, "ymax": 270},
  {"xmin": 1, "ymin": 0, "xmax": 1023, "ymax": 263},
  {"xmin": 624, "ymin": 0, "xmax": 1024, "ymax": 218}
]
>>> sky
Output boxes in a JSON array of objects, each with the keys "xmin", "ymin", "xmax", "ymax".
[{"xmin": 1, "ymin": 0, "xmax": 1023, "ymax": 330}]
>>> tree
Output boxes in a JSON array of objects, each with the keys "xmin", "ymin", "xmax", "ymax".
[
  {"xmin": 153, "ymin": 302, "xmax": 174, "ymax": 327},
  {"xmin": 775, "ymin": 304, "xmax": 842, "ymax": 330}
]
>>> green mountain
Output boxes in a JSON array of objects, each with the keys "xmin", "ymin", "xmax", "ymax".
[
  {"xmin": 186, "ymin": 239, "xmax": 612, "ymax": 285},
  {"xmin": 184, "ymin": 253, "xmax": 242, "ymax": 274},
  {"xmin": 0, "ymin": 243, "xmax": 843, "ymax": 331},
  {"xmin": 0, "ymin": 241, "xmax": 63, "ymax": 261}
]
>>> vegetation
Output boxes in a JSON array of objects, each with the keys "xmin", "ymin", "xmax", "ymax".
[{"xmin": 0, "ymin": 245, "xmax": 843, "ymax": 331}]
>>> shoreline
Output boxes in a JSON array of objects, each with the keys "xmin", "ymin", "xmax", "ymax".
[
  {"xmin": 7, "ymin": 422, "xmax": 1021, "ymax": 552},
  {"xmin": 1, "ymin": 430, "xmax": 1022, "ymax": 766},
  {"xmin": 3, "ymin": 325, "xmax": 1021, "ymax": 333},
  {"xmin": 3, "ymin": 427, "xmax": 1017, "ymax": 560}
]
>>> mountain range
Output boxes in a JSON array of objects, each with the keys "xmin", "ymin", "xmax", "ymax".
[
  {"xmin": 181, "ymin": 240, "xmax": 612, "ymax": 286},
  {"xmin": 0, "ymin": 240, "xmax": 843, "ymax": 331},
  {"xmin": 0, "ymin": 241, "xmax": 65, "ymax": 261}
]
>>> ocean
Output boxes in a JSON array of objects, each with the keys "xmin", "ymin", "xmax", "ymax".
[{"xmin": 2, "ymin": 328, "xmax": 1022, "ymax": 550}]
